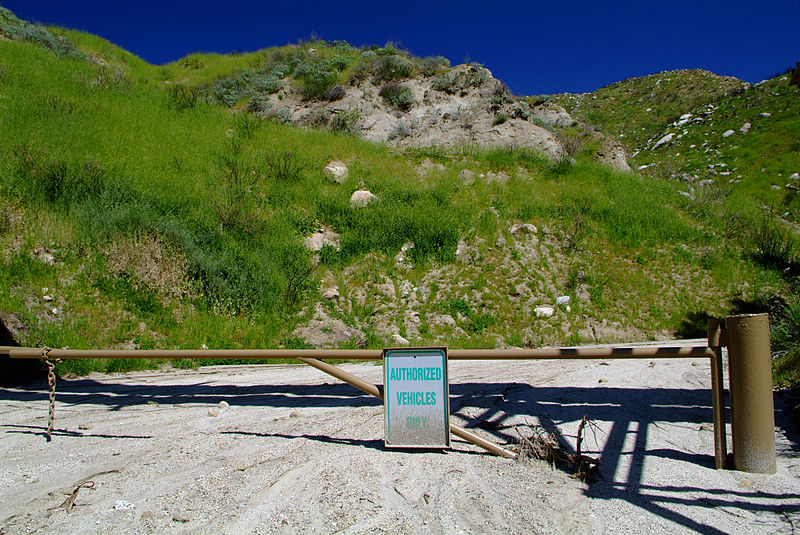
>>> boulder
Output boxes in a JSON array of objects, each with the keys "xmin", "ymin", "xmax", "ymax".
[
  {"xmin": 596, "ymin": 142, "xmax": 632, "ymax": 172},
  {"xmin": 350, "ymin": 189, "xmax": 378, "ymax": 207},
  {"xmin": 323, "ymin": 160, "xmax": 349, "ymax": 183},
  {"xmin": 486, "ymin": 171, "xmax": 510, "ymax": 184}
]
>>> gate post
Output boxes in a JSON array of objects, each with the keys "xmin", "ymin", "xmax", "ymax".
[
  {"xmin": 707, "ymin": 318, "xmax": 727, "ymax": 469},
  {"xmin": 726, "ymin": 313, "xmax": 776, "ymax": 473}
]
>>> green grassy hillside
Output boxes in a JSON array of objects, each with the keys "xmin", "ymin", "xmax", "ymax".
[
  {"xmin": 539, "ymin": 67, "xmax": 800, "ymax": 387},
  {"xmin": 540, "ymin": 70, "xmax": 749, "ymax": 152},
  {"xmin": 0, "ymin": 10, "xmax": 796, "ymax": 382}
]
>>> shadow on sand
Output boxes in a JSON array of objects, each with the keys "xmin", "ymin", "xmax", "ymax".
[{"xmin": 2, "ymin": 370, "xmax": 799, "ymax": 533}]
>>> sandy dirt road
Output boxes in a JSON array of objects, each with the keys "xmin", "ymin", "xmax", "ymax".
[{"xmin": 1, "ymin": 347, "xmax": 799, "ymax": 534}]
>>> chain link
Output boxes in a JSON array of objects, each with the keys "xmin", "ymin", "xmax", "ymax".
[{"xmin": 42, "ymin": 347, "xmax": 58, "ymax": 441}]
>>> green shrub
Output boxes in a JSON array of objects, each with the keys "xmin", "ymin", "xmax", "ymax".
[
  {"xmin": 772, "ymin": 295, "xmax": 800, "ymax": 357},
  {"xmin": 166, "ymin": 84, "xmax": 200, "ymax": 111},
  {"xmin": 247, "ymin": 94, "xmax": 272, "ymax": 115},
  {"xmin": 212, "ymin": 139, "xmax": 259, "ymax": 234},
  {"xmin": 751, "ymin": 212, "xmax": 797, "ymax": 269},
  {"xmin": 373, "ymin": 55, "xmax": 415, "ymax": 81},
  {"xmin": 322, "ymin": 84, "xmax": 346, "ymax": 101},
  {"xmin": 296, "ymin": 63, "xmax": 339, "ymax": 100},
  {"xmin": 432, "ymin": 73, "xmax": 454, "ymax": 92},
  {"xmin": 263, "ymin": 150, "xmax": 304, "ymax": 182},
  {"xmin": 10, "ymin": 146, "xmax": 109, "ymax": 207},
  {"xmin": 329, "ymin": 108, "xmax": 360, "ymax": 135},
  {"xmin": 420, "ymin": 56, "xmax": 450, "ymax": 77},
  {"xmin": 512, "ymin": 102, "xmax": 531, "ymax": 120},
  {"xmin": 328, "ymin": 55, "xmax": 352, "ymax": 71},
  {"xmin": 379, "ymin": 83, "xmax": 414, "ymax": 110},
  {"xmin": 74, "ymin": 66, "xmax": 132, "ymax": 92},
  {"xmin": 248, "ymin": 72, "xmax": 281, "ymax": 94},
  {"xmin": 213, "ymin": 75, "xmax": 247, "ymax": 107},
  {"xmin": 212, "ymin": 70, "xmax": 281, "ymax": 107},
  {"xmin": 493, "ymin": 114, "xmax": 508, "ymax": 126},
  {"xmin": 0, "ymin": 8, "xmax": 83, "ymax": 58},
  {"xmin": 233, "ymin": 112, "xmax": 262, "ymax": 139}
]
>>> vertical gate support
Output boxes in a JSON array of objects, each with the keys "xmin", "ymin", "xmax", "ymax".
[
  {"xmin": 726, "ymin": 313, "xmax": 776, "ymax": 474},
  {"xmin": 707, "ymin": 318, "xmax": 727, "ymax": 469}
]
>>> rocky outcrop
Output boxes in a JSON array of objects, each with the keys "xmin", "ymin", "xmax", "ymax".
[{"xmin": 259, "ymin": 64, "xmax": 566, "ymax": 160}]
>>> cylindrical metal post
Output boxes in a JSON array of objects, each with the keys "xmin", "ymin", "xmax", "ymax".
[{"xmin": 726, "ymin": 313, "xmax": 776, "ymax": 473}]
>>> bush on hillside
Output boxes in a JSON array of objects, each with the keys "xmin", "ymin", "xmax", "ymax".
[
  {"xmin": 295, "ymin": 63, "xmax": 339, "ymax": 100},
  {"xmin": 752, "ymin": 212, "xmax": 798, "ymax": 271},
  {"xmin": 322, "ymin": 84, "xmax": 346, "ymax": 101},
  {"xmin": 0, "ymin": 7, "xmax": 84, "ymax": 59},
  {"xmin": 10, "ymin": 145, "xmax": 111, "ymax": 207},
  {"xmin": 328, "ymin": 108, "xmax": 360, "ymax": 135},
  {"xmin": 420, "ymin": 56, "xmax": 450, "ymax": 77},
  {"xmin": 211, "ymin": 69, "xmax": 281, "ymax": 108},
  {"xmin": 263, "ymin": 149, "xmax": 304, "ymax": 183},
  {"xmin": 379, "ymin": 83, "xmax": 415, "ymax": 110},
  {"xmin": 166, "ymin": 84, "xmax": 200, "ymax": 111},
  {"xmin": 373, "ymin": 55, "xmax": 416, "ymax": 81}
]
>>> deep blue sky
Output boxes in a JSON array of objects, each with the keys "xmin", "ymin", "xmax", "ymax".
[{"xmin": 3, "ymin": 1, "xmax": 798, "ymax": 95}]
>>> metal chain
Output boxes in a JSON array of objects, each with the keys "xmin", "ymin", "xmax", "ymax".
[{"xmin": 42, "ymin": 347, "xmax": 58, "ymax": 441}]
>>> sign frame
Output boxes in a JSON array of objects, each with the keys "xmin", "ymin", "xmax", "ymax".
[{"xmin": 383, "ymin": 346, "xmax": 450, "ymax": 449}]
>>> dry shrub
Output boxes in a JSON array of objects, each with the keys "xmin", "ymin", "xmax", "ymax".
[
  {"xmin": 512, "ymin": 416, "xmax": 600, "ymax": 483},
  {"xmin": 107, "ymin": 233, "xmax": 198, "ymax": 301}
]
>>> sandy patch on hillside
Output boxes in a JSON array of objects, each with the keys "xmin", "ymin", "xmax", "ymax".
[{"xmin": 1, "ymin": 346, "xmax": 798, "ymax": 534}]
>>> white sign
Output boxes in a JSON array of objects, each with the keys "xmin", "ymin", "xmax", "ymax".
[{"xmin": 384, "ymin": 347, "xmax": 449, "ymax": 448}]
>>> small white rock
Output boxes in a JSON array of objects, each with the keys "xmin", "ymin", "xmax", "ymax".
[
  {"xmin": 218, "ymin": 401, "xmax": 229, "ymax": 409},
  {"xmin": 759, "ymin": 112, "xmax": 771, "ymax": 118},
  {"xmin": 113, "ymin": 500, "xmax": 135, "ymax": 511},
  {"xmin": 652, "ymin": 133, "xmax": 674, "ymax": 150},
  {"xmin": 739, "ymin": 122, "xmax": 751, "ymax": 134},
  {"xmin": 722, "ymin": 129, "xmax": 735, "ymax": 138},
  {"xmin": 42, "ymin": 295, "xmax": 53, "ymax": 302},
  {"xmin": 534, "ymin": 306, "xmax": 554, "ymax": 318},
  {"xmin": 51, "ymin": 308, "xmax": 59, "ymax": 315},
  {"xmin": 321, "ymin": 287, "xmax": 340, "ymax": 300},
  {"xmin": 556, "ymin": 296, "xmax": 571, "ymax": 305},
  {"xmin": 208, "ymin": 408, "xmax": 220, "ymax": 417},
  {"xmin": 323, "ymin": 160, "xmax": 349, "ymax": 183},
  {"xmin": 350, "ymin": 189, "xmax": 378, "ymax": 207},
  {"xmin": 789, "ymin": 173, "xmax": 799, "ymax": 180}
]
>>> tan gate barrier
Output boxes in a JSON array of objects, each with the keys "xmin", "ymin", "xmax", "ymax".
[{"xmin": 2, "ymin": 314, "xmax": 776, "ymax": 473}]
